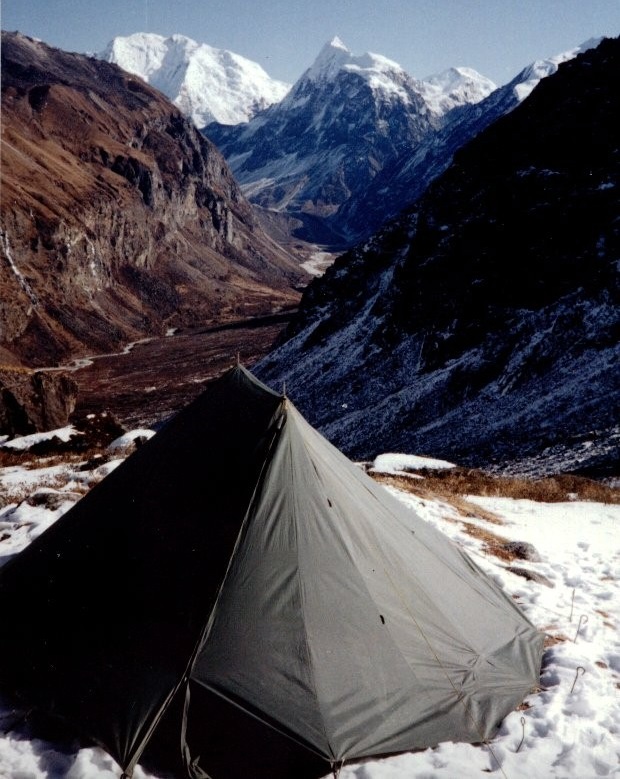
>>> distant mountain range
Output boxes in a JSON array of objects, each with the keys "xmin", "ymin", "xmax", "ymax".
[
  {"xmin": 99, "ymin": 33, "xmax": 290, "ymax": 127},
  {"xmin": 98, "ymin": 32, "xmax": 601, "ymax": 247},
  {"xmin": 205, "ymin": 36, "xmax": 600, "ymax": 245},
  {"xmin": 0, "ymin": 32, "xmax": 303, "ymax": 368},
  {"xmin": 256, "ymin": 37, "xmax": 620, "ymax": 476},
  {"xmin": 204, "ymin": 37, "xmax": 495, "ymax": 245}
]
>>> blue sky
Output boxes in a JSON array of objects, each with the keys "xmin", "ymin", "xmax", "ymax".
[{"xmin": 2, "ymin": 0, "xmax": 619, "ymax": 85}]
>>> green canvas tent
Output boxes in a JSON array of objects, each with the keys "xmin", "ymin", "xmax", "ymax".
[{"xmin": 0, "ymin": 365, "xmax": 543, "ymax": 778}]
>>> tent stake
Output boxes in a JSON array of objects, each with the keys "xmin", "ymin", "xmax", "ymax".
[
  {"xmin": 516, "ymin": 716, "xmax": 526, "ymax": 752},
  {"xmin": 573, "ymin": 614, "xmax": 588, "ymax": 642},
  {"xmin": 570, "ymin": 666, "xmax": 586, "ymax": 693}
]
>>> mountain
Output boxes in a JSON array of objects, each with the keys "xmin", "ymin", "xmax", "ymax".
[
  {"xmin": 0, "ymin": 32, "xmax": 304, "ymax": 368},
  {"xmin": 98, "ymin": 32, "xmax": 290, "ymax": 127},
  {"xmin": 256, "ymin": 37, "xmax": 620, "ymax": 476},
  {"xmin": 338, "ymin": 37, "xmax": 603, "ymax": 241},
  {"xmin": 206, "ymin": 38, "xmax": 602, "ymax": 247},
  {"xmin": 204, "ymin": 37, "xmax": 495, "ymax": 245}
]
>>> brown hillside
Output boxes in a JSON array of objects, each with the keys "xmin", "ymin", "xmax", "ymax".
[{"xmin": 0, "ymin": 32, "xmax": 305, "ymax": 367}]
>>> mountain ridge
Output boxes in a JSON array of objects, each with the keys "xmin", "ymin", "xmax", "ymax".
[
  {"xmin": 99, "ymin": 32, "xmax": 291, "ymax": 126},
  {"xmin": 205, "ymin": 37, "xmax": 495, "ymax": 245},
  {"xmin": 256, "ymin": 37, "xmax": 620, "ymax": 476},
  {"xmin": 0, "ymin": 31, "xmax": 303, "ymax": 368}
]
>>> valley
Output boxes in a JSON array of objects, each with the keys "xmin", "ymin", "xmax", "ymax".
[
  {"xmin": 0, "ymin": 15, "xmax": 619, "ymax": 779},
  {"xmin": 1, "ymin": 30, "xmax": 617, "ymax": 477},
  {"xmin": 62, "ymin": 312, "xmax": 294, "ymax": 430}
]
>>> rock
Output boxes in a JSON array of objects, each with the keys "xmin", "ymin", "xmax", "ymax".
[
  {"xmin": 502, "ymin": 541, "xmax": 542, "ymax": 562},
  {"xmin": 508, "ymin": 566, "xmax": 554, "ymax": 588},
  {"xmin": 0, "ymin": 31, "xmax": 304, "ymax": 368},
  {"xmin": 256, "ymin": 38, "xmax": 620, "ymax": 475},
  {"xmin": 25, "ymin": 489, "xmax": 82, "ymax": 510},
  {"xmin": 70, "ymin": 411, "xmax": 126, "ymax": 449},
  {"xmin": 0, "ymin": 368, "xmax": 77, "ymax": 436}
]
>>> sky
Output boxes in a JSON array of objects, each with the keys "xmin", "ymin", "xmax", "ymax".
[{"xmin": 2, "ymin": 0, "xmax": 619, "ymax": 86}]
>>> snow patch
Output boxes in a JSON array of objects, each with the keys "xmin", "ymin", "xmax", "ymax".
[
  {"xmin": 0, "ymin": 426, "xmax": 81, "ymax": 451},
  {"xmin": 372, "ymin": 452, "xmax": 456, "ymax": 475}
]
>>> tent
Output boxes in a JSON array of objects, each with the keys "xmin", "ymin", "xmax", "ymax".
[{"xmin": 0, "ymin": 365, "xmax": 544, "ymax": 779}]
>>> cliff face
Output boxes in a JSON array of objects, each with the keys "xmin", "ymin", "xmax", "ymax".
[
  {"xmin": 0, "ymin": 368, "xmax": 77, "ymax": 437},
  {"xmin": 0, "ymin": 32, "xmax": 304, "ymax": 367}
]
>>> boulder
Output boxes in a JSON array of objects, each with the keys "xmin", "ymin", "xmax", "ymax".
[{"xmin": 0, "ymin": 368, "xmax": 77, "ymax": 437}]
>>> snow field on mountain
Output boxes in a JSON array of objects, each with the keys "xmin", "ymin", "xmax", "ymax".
[
  {"xmin": 0, "ymin": 437, "xmax": 618, "ymax": 778},
  {"xmin": 100, "ymin": 32, "xmax": 290, "ymax": 126}
]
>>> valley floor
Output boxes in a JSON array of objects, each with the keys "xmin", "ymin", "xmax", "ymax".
[{"xmin": 61, "ymin": 313, "xmax": 294, "ymax": 430}]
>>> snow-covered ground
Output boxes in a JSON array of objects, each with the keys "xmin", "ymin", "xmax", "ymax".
[{"xmin": 0, "ymin": 437, "xmax": 618, "ymax": 778}]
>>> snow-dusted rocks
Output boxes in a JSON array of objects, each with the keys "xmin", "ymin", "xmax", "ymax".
[
  {"xmin": 207, "ymin": 35, "xmax": 602, "ymax": 246},
  {"xmin": 99, "ymin": 32, "xmax": 290, "ymax": 127},
  {"xmin": 256, "ymin": 37, "xmax": 620, "ymax": 475}
]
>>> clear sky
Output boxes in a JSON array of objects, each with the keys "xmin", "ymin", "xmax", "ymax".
[{"xmin": 2, "ymin": 0, "xmax": 619, "ymax": 85}]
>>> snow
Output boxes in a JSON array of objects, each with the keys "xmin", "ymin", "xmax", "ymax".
[
  {"xmin": 372, "ymin": 452, "xmax": 456, "ymax": 474},
  {"xmin": 0, "ymin": 426, "xmax": 80, "ymax": 451},
  {"xmin": 99, "ymin": 32, "xmax": 290, "ymax": 126},
  {"xmin": 419, "ymin": 66, "xmax": 497, "ymax": 116},
  {"xmin": 300, "ymin": 250, "xmax": 337, "ymax": 277},
  {"xmin": 0, "ymin": 229, "xmax": 39, "ymax": 306},
  {"xmin": 107, "ymin": 429, "xmax": 156, "ymax": 450},
  {"xmin": 294, "ymin": 36, "xmax": 418, "ymax": 105},
  {"xmin": 0, "ymin": 439, "xmax": 618, "ymax": 778},
  {"xmin": 512, "ymin": 37, "xmax": 602, "ymax": 102}
]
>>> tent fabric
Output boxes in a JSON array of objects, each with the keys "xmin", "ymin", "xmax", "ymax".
[{"xmin": 0, "ymin": 365, "xmax": 544, "ymax": 778}]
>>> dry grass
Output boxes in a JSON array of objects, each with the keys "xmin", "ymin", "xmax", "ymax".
[
  {"xmin": 373, "ymin": 473, "xmax": 505, "ymax": 524},
  {"xmin": 458, "ymin": 522, "xmax": 516, "ymax": 561},
  {"xmin": 372, "ymin": 467, "xmax": 620, "ymax": 505},
  {"xmin": 0, "ymin": 446, "xmax": 108, "ymax": 470},
  {"xmin": 372, "ymin": 467, "xmax": 619, "ymax": 567},
  {"xmin": 544, "ymin": 633, "xmax": 570, "ymax": 648},
  {"xmin": 0, "ymin": 446, "xmax": 111, "ymax": 509}
]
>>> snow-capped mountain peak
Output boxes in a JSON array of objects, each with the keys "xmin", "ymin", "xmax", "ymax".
[
  {"xmin": 302, "ymin": 36, "xmax": 408, "ymax": 84},
  {"xmin": 511, "ymin": 36, "xmax": 602, "ymax": 101},
  {"xmin": 419, "ymin": 66, "xmax": 497, "ymax": 116},
  {"xmin": 99, "ymin": 32, "xmax": 291, "ymax": 127},
  {"xmin": 304, "ymin": 36, "xmax": 353, "ymax": 82}
]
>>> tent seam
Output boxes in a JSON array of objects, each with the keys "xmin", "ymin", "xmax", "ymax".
[
  {"xmin": 289, "ymin": 405, "xmax": 338, "ymax": 763},
  {"xmin": 136, "ymin": 397, "xmax": 287, "ymax": 777}
]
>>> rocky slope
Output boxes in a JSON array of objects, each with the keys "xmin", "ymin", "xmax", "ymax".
[
  {"xmin": 205, "ymin": 37, "xmax": 495, "ymax": 245},
  {"xmin": 99, "ymin": 32, "xmax": 290, "ymax": 127},
  {"xmin": 257, "ymin": 37, "xmax": 620, "ymax": 475},
  {"xmin": 0, "ymin": 32, "xmax": 304, "ymax": 368}
]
